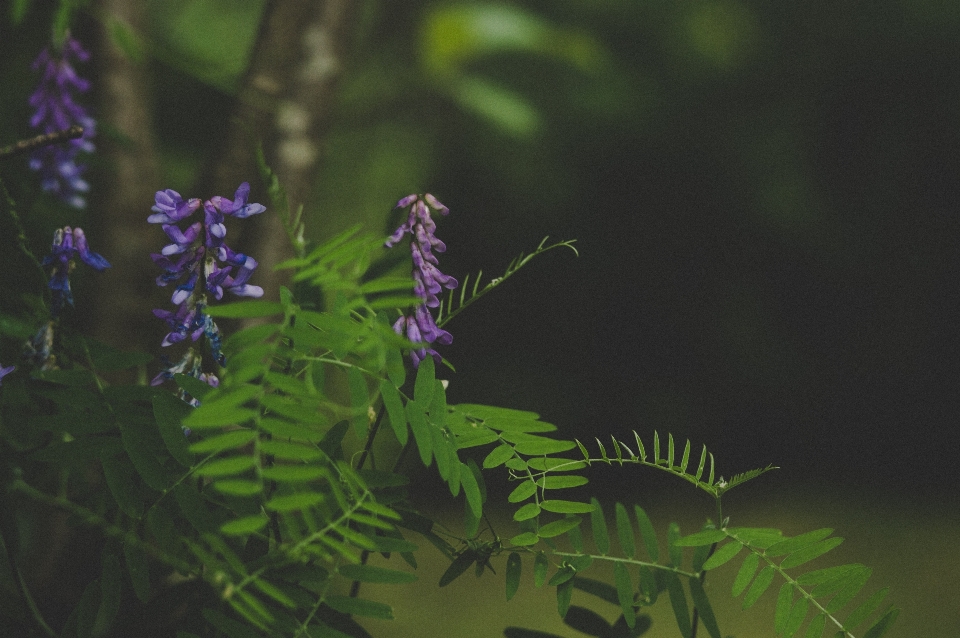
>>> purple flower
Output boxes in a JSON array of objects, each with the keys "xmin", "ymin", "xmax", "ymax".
[
  {"xmin": 151, "ymin": 347, "xmax": 220, "ymax": 410},
  {"xmin": 149, "ymin": 183, "xmax": 265, "ymax": 382},
  {"xmin": 386, "ymin": 194, "xmax": 457, "ymax": 367},
  {"xmin": 41, "ymin": 226, "xmax": 110, "ymax": 316},
  {"xmin": 0, "ymin": 364, "xmax": 15, "ymax": 385},
  {"xmin": 28, "ymin": 34, "xmax": 96, "ymax": 209}
]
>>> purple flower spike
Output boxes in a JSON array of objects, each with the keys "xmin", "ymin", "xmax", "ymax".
[
  {"xmin": 41, "ymin": 226, "xmax": 110, "ymax": 316},
  {"xmin": 150, "ymin": 184, "xmax": 266, "ymax": 385},
  {"xmin": 385, "ymin": 194, "xmax": 457, "ymax": 367},
  {"xmin": 27, "ymin": 34, "xmax": 96, "ymax": 209},
  {"xmin": 0, "ymin": 364, "xmax": 15, "ymax": 385}
]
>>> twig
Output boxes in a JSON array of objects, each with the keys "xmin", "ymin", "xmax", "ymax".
[{"xmin": 0, "ymin": 126, "xmax": 84, "ymax": 158}]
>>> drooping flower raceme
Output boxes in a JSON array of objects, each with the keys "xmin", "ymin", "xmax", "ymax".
[
  {"xmin": 385, "ymin": 194, "xmax": 457, "ymax": 367},
  {"xmin": 28, "ymin": 34, "xmax": 96, "ymax": 209},
  {"xmin": 149, "ymin": 183, "xmax": 265, "ymax": 387},
  {"xmin": 42, "ymin": 226, "xmax": 111, "ymax": 317},
  {"xmin": 25, "ymin": 226, "xmax": 110, "ymax": 370}
]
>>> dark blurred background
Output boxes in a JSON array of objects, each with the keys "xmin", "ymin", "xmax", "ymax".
[{"xmin": 3, "ymin": 0, "xmax": 959, "ymax": 496}]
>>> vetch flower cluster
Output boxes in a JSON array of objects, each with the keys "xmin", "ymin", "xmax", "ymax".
[
  {"xmin": 42, "ymin": 226, "xmax": 111, "ymax": 317},
  {"xmin": 0, "ymin": 364, "xmax": 14, "ymax": 385},
  {"xmin": 149, "ymin": 183, "xmax": 265, "ymax": 386},
  {"xmin": 25, "ymin": 226, "xmax": 110, "ymax": 370},
  {"xmin": 385, "ymin": 194, "xmax": 457, "ymax": 367},
  {"xmin": 28, "ymin": 34, "xmax": 96, "ymax": 209}
]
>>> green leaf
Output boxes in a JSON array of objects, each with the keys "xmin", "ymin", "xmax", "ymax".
[
  {"xmin": 93, "ymin": 551, "xmax": 122, "ymax": 636},
  {"xmin": 406, "ymin": 401, "xmax": 433, "ymax": 467},
  {"xmin": 805, "ymin": 614, "xmax": 826, "ymax": 638},
  {"xmin": 534, "ymin": 551, "xmax": 549, "ymax": 586},
  {"xmin": 152, "ymin": 393, "xmax": 194, "ymax": 467},
  {"xmin": 508, "ymin": 480, "xmax": 538, "ymax": 503},
  {"xmin": 259, "ymin": 439, "xmax": 324, "ymax": 461},
  {"xmin": 540, "ymin": 500, "xmax": 595, "ymax": 514},
  {"xmin": 196, "ymin": 456, "xmax": 256, "ymax": 477},
  {"xmin": 123, "ymin": 536, "xmax": 150, "ymax": 603},
  {"xmin": 824, "ymin": 568, "xmax": 871, "ymax": 614},
  {"xmin": 439, "ymin": 552, "xmax": 475, "ymax": 587},
  {"xmin": 188, "ymin": 429, "xmax": 257, "ymax": 454},
  {"xmin": 613, "ymin": 502, "xmax": 636, "ymax": 559},
  {"xmin": 742, "ymin": 565, "xmax": 775, "ymax": 609},
  {"xmin": 780, "ymin": 537, "xmax": 843, "ymax": 569},
  {"xmin": 260, "ymin": 465, "xmax": 325, "ymax": 482},
  {"xmin": 613, "ymin": 562, "xmax": 636, "ymax": 628},
  {"xmin": 589, "ymin": 498, "xmax": 609, "ymax": 554},
  {"xmin": 688, "ymin": 577, "xmax": 721, "ymax": 638},
  {"xmin": 766, "ymin": 529, "xmax": 834, "ymax": 557},
  {"xmin": 774, "ymin": 582, "xmax": 794, "ymax": 635},
  {"xmin": 211, "ymin": 480, "xmax": 263, "ymax": 496},
  {"xmin": 252, "ymin": 578, "xmax": 296, "ymax": 609},
  {"xmin": 506, "ymin": 552, "xmax": 522, "ymax": 601},
  {"xmin": 265, "ymin": 492, "xmax": 324, "ymax": 512},
  {"xmin": 508, "ymin": 436, "xmax": 576, "ymax": 456},
  {"xmin": 556, "ymin": 578, "xmax": 574, "ymax": 618},
  {"xmin": 733, "ymin": 551, "xmax": 760, "ymax": 597},
  {"xmin": 539, "ymin": 516, "xmax": 582, "ymax": 538},
  {"xmin": 635, "ymin": 505, "xmax": 659, "ymax": 562},
  {"xmin": 101, "ymin": 451, "xmax": 143, "ymax": 519},
  {"xmin": 863, "ymin": 607, "xmax": 899, "ymax": 638},
  {"xmin": 675, "ymin": 529, "xmax": 727, "ymax": 547},
  {"xmin": 665, "ymin": 572, "xmax": 692, "ymax": 638},
  {"xmin": 118, "ymin": 416, "xmax": 171, "ymax": 491},
  {"xmin": 537, "ymin": 475, "xmax": 589, "ymax": 490},
  {"xmin": 325, "ymin": 595, "xmax": 393, "ymax": 620},
  {"xmin": 785, "ymin": 596, "xmax": 809, "ymax": 637},
  {"xmin": 514, "ymin": 502, "xmax": 541, "ymax": 521},
  {"xmin": 348, "ymin": 366, "xmax": 369, "ymax": 438},
  {"xmin": 204, "ymin": 300, "xmax": 283, "ymax": 318},
  {"xmin": 526, "ymin": 457, "xmax": 586, "ymax": 472},
  {"xmin": 220, "ymin": 515, "xmax": 268, "ymax": 536},
  {"xmin": 483, "ymin": 444, "xmax": 515, "ymax": 469},
  {"xmin": 379, "ymin": 379, "xmax": 407, "ymax": 446},
  {"xmin": 702, "ymin": 541, "xmax": 743, "ymax": 570},
  {"xmin": 338, "ymin": 564, "xmax": 417, "ymax": 584},
  {"xmin": 173, "ymin": 483, "xmax": 215, "ymax": 533},
  {"xmin": 460, "ymin": 462, "xmax": 483, "ymax": 518},
  {"xmin": 386, "ymin": 343, "xmax": 406, "ymax": 388},
  {"xmin": 414, "ymin": 355, "xmax": 436, "ymax": 405},
  {"xmin": 183, "ymin": 405, "xmax": 258, "ymax": 429},
  {"xmin": 667, "ymin": 522, "xmax": 683, "ymax": 568},
  {"xmin": 511, "ymin": 532, "xmax": 539, "ymax": 547},
  {"xmin": 843, "ymin": 588, "xmax": 889, "ymax": 631}
]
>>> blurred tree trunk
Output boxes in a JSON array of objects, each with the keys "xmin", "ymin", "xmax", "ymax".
[
  {"xmin": 200, "ymin": 0, "xmax": 363, "ymax": 302},
  {"xmin": 90, "ymin": 0, "xmax": 165, "ymax": 355}
]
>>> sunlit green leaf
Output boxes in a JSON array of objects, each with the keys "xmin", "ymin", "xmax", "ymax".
[
  {"xmin": 380, "ymin": 378, "xmax": 408, "ymax": 446},
  {"xmin": 188, "ymin": 429, "xmax": 257, "ymax": 454},
  {"xmin": 635, "ymin": 505, "xmax": 659, "ymax": 562},
  {"xmin": 538, "ymin": 516, "xmax": 582, "ymax": 538},
  {"xmin": 590, "ymin": 498, "xmax": 609, "ymax": 554},
  {"xmin": 702, "ymin": 541, "xmax": 743, "ymax": 570},
  {"xmin": 742, "ymin": 565, "xmax": 775, "ymax": 609},
  {"xmin": 482, "ymin": 444, "xmax": 515, "ymax": 469},
  {"xmin": 508, "ymin": 480, "xmax": 538, "ymax": 503},
  {"xmin": 220, "ymin": 515, "xmax": 268, "ymax": 536},
  {"xmin": 540, "ymin": 500, "xmax": 594, "ymax": 514},
  {"xmin": 613, "ymin": 562, "xmax": 636, "ymax": 628},
  {"xmin": 766, "ymin": 529, "xmax": 834, "ymax": 557},
  {"xmin": 780, "ymin": 537, "xmax": 843, "ymax": 569},
  {"xmin": 733, "ymin": 552, "xmax": 760, "ymax": 597}
]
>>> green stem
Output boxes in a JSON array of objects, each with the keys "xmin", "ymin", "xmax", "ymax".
[{"xmin": 551, "ymin": 552, "xmax": 700, "ymax": 579}]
